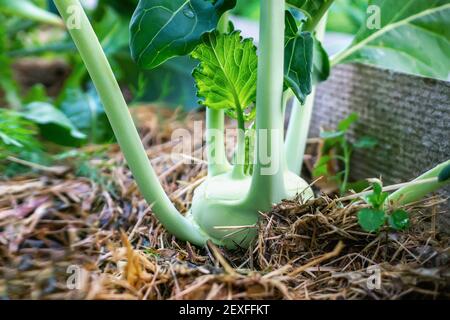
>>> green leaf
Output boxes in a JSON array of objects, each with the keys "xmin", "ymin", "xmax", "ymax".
[
  {"xmin": 191, "ymin": 31, "xmax": 257, "ymax": 118},
  {"xmin": 60, "ymin": 86, "xmax": 114, "ymax": 144},
  {"xmin": 284, "ymin": 11, "xmax": 313, "ymax": 104},
  {"xmin": 24, "ymin": 102, "xmax": 86, "ymax": 146},
  {"xmin": 337, "ymin": 112, "xmax": 358, "ymax": 132},
  {"xmin": 0, "ymin": 110, "xmax": 38, "ymax": 150},
  {"xmin": 312, "ymin": 36, "xmax": 330, "ymax": 83},
  {"xmin": 365, "ymin": 182, "xmax": 388, "ymax": 209},
  {"xmin": 332, "ymin": 0, "xmax": 450, "ymax": 81},
  {"xmin": 312, "ymin": 155, "xmax": 332, "ymax": 177},
  {"xmin": 326, "ymin": 0, "xmax": 366, "ymax": 34},
  {"xmin": 287, "ymin": 0, "xmax": 335, "ymax": 30},
  {"xmin": 129, "ymin": 0, "xmax": 236, "ymax": 69},
  {"xmin": 357, "ymin": 208, "xmax": 386, "ymax": 232},
  {"xmin": 287, "ymin": 0, "xmax": 330, "ymax": 19},
  {"xmin": 388, "ymin": 210, "xmax": 410, "ymax": 230},
  {"xmin": 354, "ymin": 136, "xmax": 378, "ymax": 149}
]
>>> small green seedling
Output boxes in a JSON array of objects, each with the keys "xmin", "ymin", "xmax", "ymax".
[
  {"xmin": 358, "ymin": 182, "xmax": 410, "ymax": 233},
  {"xmin": 313, "ymin": 113, "xmax": 377, "ymax": 194}
]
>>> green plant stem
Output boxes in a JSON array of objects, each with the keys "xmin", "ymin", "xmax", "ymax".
[
  {"xmin": 340, "ymin": 142, "xmax": 351, "ymax": 195},
  {"xmin": 246, "ymin": 0, "xmax": 286, "ymax": 207},
  {"xmin": 231, "ymin": 106, "xmax": 246, "ymax": 178},
  {"xmin": 285, "ymin": 15, "xmax": 328, "ymax": 174},
  {"xmin": 303, "ymin": 0, "xmax": 335, "ymax": 32},
  {"xmin": 206, "ymin": 11, "xmax": 230, "ymax": 177},
  {"xmin": 53, "ymin": 0, "xmax": 207, "ymax": 245},
  {"xmin": 386, "ymin": 160, "xmax": 450, "ymax": 207},
  {"xmin": 0, "ymin": 0, "xmax": 64, "ymax": 27},
  {"xmin": 206, "ymin": 109, "xmax": 231, "ymax": 176}
]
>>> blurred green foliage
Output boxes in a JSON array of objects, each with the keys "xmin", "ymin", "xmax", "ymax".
[{"xmin": 327, "ymin": 0, "xmax": 366, "ymax": 34}]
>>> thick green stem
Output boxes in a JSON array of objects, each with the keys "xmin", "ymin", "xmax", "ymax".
[
  {"xmin": 206, "ymin": 110, "xmax": 231, "ymax": 176},
  {"xmin": 285, "ymin": 87, "xmax": 316, "ymax": 173},
  {"xmin": 285, "ymin": 15, "xmax": 328, "ymax": 174},
  {"xmin": 246, "ymin": 0, "xmax": 286, "ymax": 207},
  {"xmin": 231, "ymin": 108, "xmax": 246, "ymax": 178},
  {"xmin": 206, "ymin": 11, "xmax": 230, "ymax": 177},
  {"xmin": 53, "ymin": 0, "xmax": 207, "ymax": 245},
  {"xmin": 387, "ymin": 160, "xmax": 450, "ymax": 207}
]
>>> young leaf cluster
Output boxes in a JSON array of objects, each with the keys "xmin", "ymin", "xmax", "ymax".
[{"xmin": 358, "ymin": 182, "xmax": 410, "ymax": 233}]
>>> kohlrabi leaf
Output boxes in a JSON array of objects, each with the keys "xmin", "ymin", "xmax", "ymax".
[
  {"xmin": 60, "ymin": 86, "xmax": 114, "ymax": 144},
  {"xmin": 326, "ymin": 0, "xmax": 366, "ymax": 34},
  {"xmin": 24, "ymin": 102, "xmax": 86, "ymax": 147},
  {"xmin": 312, "ymin": 36, "xmax": 330, "ymax": 83},
  {"xmin": 357, "ymin": 208, "xmax": 386, "ymax": 232},
  {"xmin": 388, "ymin": 209, "xmax": 410, "ymax": 231},
  {"xmin": 129, "ymin": 0, "xmax": 236, "ymax": 69},
  {"xmin": 191, "ymin": 31, "xmax": 257, "ymax": 119},
  {"xmin": 332, "ymin": 0, "xmax": 450, "ymax": 81},
  {"xmin": 287, "ymin": 0, "xmax": 335, "ymax": 30},
  {"xmin": 284, "ymin": 11, "xmax": 313, "ymax": 104}
]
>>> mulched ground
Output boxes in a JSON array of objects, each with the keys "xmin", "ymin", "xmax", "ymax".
[{"xmin": 0, "ymin": 107, "xmax": 448, "ymax": 300}]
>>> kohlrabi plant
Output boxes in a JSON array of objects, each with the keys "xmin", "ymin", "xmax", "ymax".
[{"xmin": 52, "ymin": 0, "xmax": 450, "ymax": 249}]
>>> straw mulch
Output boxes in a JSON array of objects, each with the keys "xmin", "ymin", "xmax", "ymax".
[{"xmin": 0, "ymin": 106, "xmax": 448, "ymax": 300}]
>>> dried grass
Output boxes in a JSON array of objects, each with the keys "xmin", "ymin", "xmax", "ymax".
[{"xmin": 0, "ymin": 106, "xmax": 448, "ymax": 300}]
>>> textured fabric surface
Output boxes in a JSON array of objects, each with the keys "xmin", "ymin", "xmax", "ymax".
[{"xmin": 310, "ymin": 63, "xmax": 450, "ymax": 229}]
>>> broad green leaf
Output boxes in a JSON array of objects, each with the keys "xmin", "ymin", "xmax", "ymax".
[
  {"xmin": 60, "ymin": 87, "xmax": 114, "ymax": 144},
  {"xmin": 312, "ymin": 36, "xmax": 330, "ymax": 83},
  {"xmin": 357, "ymin": 208, "xmax": 386, "ymax": 232},
  {"xmin": 388, "ymin": 209, "xmax": 410, "ymax": 230},
  {"xmin": 287, "ymin": 0, "xmax": 335, "ymax": 30},
  {"xmin": 0, "ymin": 0, "xmax": 62, "ymax": 26},
  {"xmin": 130, "ymin": 0, "xmax": 236, "ymax": 69},
  {"xmin": 24, "ymin": 102, "xmax": 86, "ymax": 146},
  {"xmin": 284, "ymin": 11, "xmax": 313, "ymax": 104},
  {"xmin": 332, "ymin": 0, "xmax": 450, "ymax": 80},
  {"xmin": 327, "ymin": 0, "xmax": 366, "ymax": 34},
  {"xmin": 191, "ymin": 31, "xmax": 257, "ymax": 119},
  {"xmin": 287, "ymin": 0, "xmax": 331, "ymax": 19}
]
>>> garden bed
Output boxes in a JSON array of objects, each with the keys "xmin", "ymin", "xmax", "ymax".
[{"xmin": 1, "ymin": 107, "xmax": 448, "ymax": 300}]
